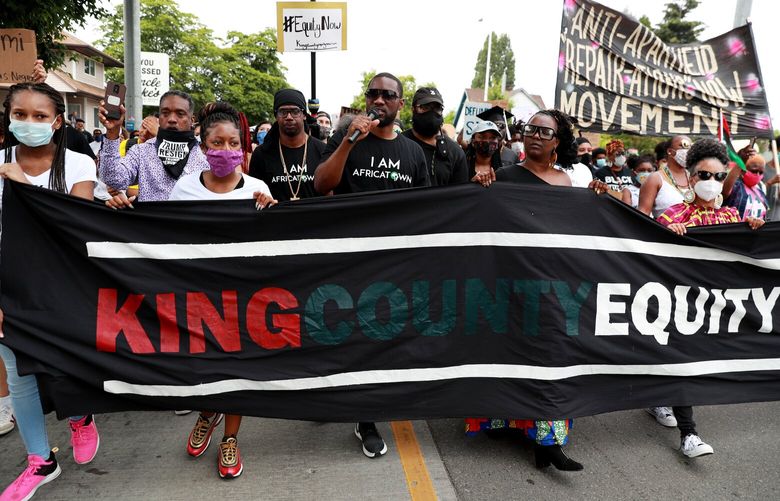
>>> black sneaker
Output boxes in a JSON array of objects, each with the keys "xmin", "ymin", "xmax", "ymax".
[{"xmin": 354, "ymin": 422, "xmax": 388, "ymax": 458}]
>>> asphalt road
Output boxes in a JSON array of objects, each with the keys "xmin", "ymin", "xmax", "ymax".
[{"xmin": 0, "ymin": 402, "xmax": 778, "ymax": 500}]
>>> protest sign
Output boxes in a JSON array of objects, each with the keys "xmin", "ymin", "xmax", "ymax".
[
  {"xmin": 140, "ymin": 51, "xmax": 170, "ymax": 107},
  {"xmin": 0, "ymin": 29, "xmax": 37, "ymax": 84},
  {"xmin": 556, "ymin": 0, "xmax": 770, "ymax": 137},
  {"xmin": 461, "ymin": 101, "xmax": 493, "ymax": 142},
  {"xmin": 276, "ymin": 2, "xmax": 347, "ymax": 52}
]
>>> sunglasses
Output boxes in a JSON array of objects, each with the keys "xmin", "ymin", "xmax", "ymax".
[
  {"xmin": 276, "ymin": 107, "xmax": 304, "ymax": 118},
  {"xmin": 365, "ymin": 89, "xmax": 400, "ymax": 101},
  {"xmin": 694, "ymin": 171, "xmax": 728, "ymax": 181},
  {"xmin": 522, "ymin": 124, "xmax": 557, "ymax": 140}
]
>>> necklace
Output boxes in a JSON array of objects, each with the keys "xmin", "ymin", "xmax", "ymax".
[
  {"xmin": 662, "ymin": 163, "xmax": 693, "ymax": 202},
  {"xmin": 278, "ymin": 139, "xmax": 307, "ymax": 201}
]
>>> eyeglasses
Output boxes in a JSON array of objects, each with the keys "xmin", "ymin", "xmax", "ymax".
[
  {"xmin": 694, "ymin": 171, "xmax": 728, "ymax": 181},
  {"xmin": 522, "ymin": 124, "xmax": 557, "ymax": 140},
  {"xmin": 276, "ymin": 107, "xmax": 303, "ymax": 118},
  {"xmin": 365, "ymin": 89, "xmax": 400, "ymax": 101}
]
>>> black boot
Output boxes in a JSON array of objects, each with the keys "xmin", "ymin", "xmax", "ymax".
[{"xmin": 534, "ymin": 444, "xmax": 584, "ymax": 471}]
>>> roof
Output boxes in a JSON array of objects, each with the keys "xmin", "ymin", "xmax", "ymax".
[
  {"xmin": 508, "ymin": 88, "xmax": 546, "ymax": 110},
  {"xmin": 51, "ymin": 69, "xmax": 106, "ymax": 99},
  {"xmin": 60, "ymin": 32, "xmax": 124, "ymax": 68}
]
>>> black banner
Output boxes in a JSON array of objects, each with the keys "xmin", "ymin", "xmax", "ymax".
[
  {"xmin": 3, "ymin": 181, "xmax": 780, "ymax": 421},
  {"xmin": 555, "ymin": 0, "xmax": 770, "ymax": 137}
]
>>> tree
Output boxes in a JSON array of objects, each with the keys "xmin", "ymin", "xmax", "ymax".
[
  {"xmin": 649, "ymin": 0, "xmax": 705, "ymax": 44},
  {"xmin": 96, "ymin": 0, "xmax": 287, "ymax": 123},
  {"xmin": 0, "ymin": 0, "xmax": 108, "ymax": 70},
  {"xmin": 349, "ymin": 71, "xmax": 438, "ymax": 129},
  {"xmin": 471, "ymin": 32, "xmax": 515, "ymax": 98}
]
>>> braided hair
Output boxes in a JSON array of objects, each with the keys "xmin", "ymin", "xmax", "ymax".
[
  {"xmin": 533, "ymin": 109, "xmax": 578, "ymax": 167},
  {"xmin": 237, "ymin": 111, "xmax": 251, "ymax": 173},
  {"xmin": 2, "ymin": 83, "xmax": 67, "ymax": 193}
]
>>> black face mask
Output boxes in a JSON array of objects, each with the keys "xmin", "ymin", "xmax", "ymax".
[
  {"xmin": 578, "ymin": 153, "xmax": 592, "ymax": 166},
  {"xmin": 474, "ymin": 141, "xmax": 499, "ymax": 157},
  {"xmin": 412, "ymin": 110, "xmax": 444, "ymax": 137},
  {"xmin": 155, "ymin": 128, "xmax": 197, "ymax": 179}
]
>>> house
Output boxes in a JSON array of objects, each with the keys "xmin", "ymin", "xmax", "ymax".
[{"xmin": 0, "ymin": 32, "xmax": 123, "ymax": 132}]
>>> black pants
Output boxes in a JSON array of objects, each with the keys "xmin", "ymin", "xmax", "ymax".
[{"xmin": 673, "ymin": 405, "xmax": 696, "ymax": 438}]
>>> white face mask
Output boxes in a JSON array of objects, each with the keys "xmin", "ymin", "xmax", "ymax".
[
  {"xmin": 614, "ymin": 155, "xmax": 627, "ymax": 167},
  {"xmin": 636, "ymin": 171, "xmax": 651, "ymax": 184},
  {"xmin": 674, "ymin": 148, "xmax": 688, "ymax": 168},
  {"xmin": 693, "ymin": 179, "xmax": 723, "ymax": 201},
  {"xmin": 510, "ymin": 142, "xmax": 523, "ymax": 153}
]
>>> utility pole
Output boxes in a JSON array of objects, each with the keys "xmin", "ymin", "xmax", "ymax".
[
  {"xmin": 123, "ymin": 0, "xmax": 142, "ymax": 125},
  {"xmin": 483, "ymin": 32, "xmax": 492, "ymax": 101},
  {"xmin": 733, "ymin": 0, "xmax": 752, "ymax": 27}
]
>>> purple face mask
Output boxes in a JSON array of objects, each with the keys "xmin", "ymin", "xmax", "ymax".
[{"xmin": 206, "ymin": 149, "xmax": 243, "ymax": 177}]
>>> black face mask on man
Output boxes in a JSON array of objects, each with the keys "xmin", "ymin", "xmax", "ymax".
[
  {"xmin": 578, "ymin": 153, "xmax": 592, "ymax": 166},
  {"xmin": 412, "ymin": 110, "xmax": 444, "ymax": 137}
]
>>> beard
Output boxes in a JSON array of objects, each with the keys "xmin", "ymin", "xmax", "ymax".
[{"xmin": 376, "ymin": 108, "xmax": 397, "ymax": 127}]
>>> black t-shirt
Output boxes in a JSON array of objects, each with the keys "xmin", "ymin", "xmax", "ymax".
[
  {"xmin": 249, "ymin": 136, "xmax": 325, "ymax": 201},
  {"xmin": 496, "ymin": 163, "xmax": 549, "ymax": 185},
  {"xmin": 65, "ymin": 125, "xmax": 96, "ymax": 160},
  {"xmin": 322, "ymin": 128, "xmax": 430, "ymax": 194},
  {"xmin": 401, "ymin": 129, "xmax": 468, "ymax": 186},
  {"xmin": 594, "ymin": 165, "xmax": 633, "ymax": 191}
]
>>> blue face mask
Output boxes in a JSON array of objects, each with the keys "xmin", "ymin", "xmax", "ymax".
[
  {"xmin": 9, "ymin": 118, "xmax": 57, "ymax": 147},
  {"xmin": 257, "ymin": 130, "xmax": 267, "ymax": 144},
  {"xmin": 595, "ymin": 158, "xmax": 607, "ymax": 168}
]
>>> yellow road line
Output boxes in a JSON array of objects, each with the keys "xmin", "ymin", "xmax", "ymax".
[{"xmin": 390, "ymin": 420, "xmax": 438, "ymax": 501}]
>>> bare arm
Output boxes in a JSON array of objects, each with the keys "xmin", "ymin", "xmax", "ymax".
[
  {"xmin": 637, "ymin": 172, "xmax": 662, "ymax": 216},
  {"xmin": 70, "ymin": 180, "xmax": 95, "ymax": 200},
  {"xmin": 721, "ymin": 163, "xmax": 742, "ymax": 199}
]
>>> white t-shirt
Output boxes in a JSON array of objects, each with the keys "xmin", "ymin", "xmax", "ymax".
[
  {"xmin": 557, "ymin": 163, "xmax": 594, "ymax": 188},
  {"xmin": 169, "ymin": 172, "xmax": 271, "ymax": 201},
  {"xmin": 0, "ymin": 146, "xmax": 97, "ymax": 211}
]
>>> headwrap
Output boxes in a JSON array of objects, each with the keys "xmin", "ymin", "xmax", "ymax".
[
  {"xmin": 606, "ymin": 139, "xmax": 625, "ymax": 158},
  {"xmin": 274, "ymin": 89, "xmax": 306, "ymax": 113}
]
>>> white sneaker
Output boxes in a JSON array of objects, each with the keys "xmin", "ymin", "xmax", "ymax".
[
  {"xmin": 680, "ymin": 434, "xmax": 714, "ymax": 458},
  {"xmin": 0, "ymin": 402, "xmax": 15, "ymax": 435},
  {"xmin": 646, "ymin": 407, "xmax": 677, "ymax": 427}
]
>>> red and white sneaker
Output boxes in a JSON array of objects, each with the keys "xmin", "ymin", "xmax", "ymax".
[
  {"xmin": 187, "ymin": 413, "xmax": 224, "ymax": 457},
  {"xmin": 69, "ymin": 415, "xmax": 99, "ymax": 464},
  {"xmin": 218, "ymin": 436, "xmax": 243, "ymax": 479},
  {"xmin": 0, "ymin": 452, "xmax": 61, "ymax": 501}
]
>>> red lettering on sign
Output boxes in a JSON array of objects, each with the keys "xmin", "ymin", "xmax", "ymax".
[
  {"xmin": 246, "ymin": 287, "xmax": 301, "ymax": 349},
  {"xmin": 156, "ymin": 293, "xmax": 179, "ymax": 352},
  {"xmin": 186, "ymin": 291, "xmax": 241, "ymax": 353},
  {"xmin": 96, "ymin": 288, "xmax": 155, "ymax": 353}
]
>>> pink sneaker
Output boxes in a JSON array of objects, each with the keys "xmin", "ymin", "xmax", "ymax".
[
  {"xmin": 69, "ymin": 415, "xmax": 99, "ymax": 464},
  {"xmin": 0, "ymin": 453, "xmax": 61, "ymax": 501}
]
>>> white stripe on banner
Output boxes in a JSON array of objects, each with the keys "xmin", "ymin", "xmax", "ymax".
[
  {"xmin": 86, "ymin": 232, "xmax": 780, "ymax": 269},
  {"xmin": 103, "ymin": 359, "xmax": 780, "ymax": 397}
]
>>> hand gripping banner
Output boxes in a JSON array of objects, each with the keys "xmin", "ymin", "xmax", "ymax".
[{"xmin": 3, "ymin": 181, "xmax": 780, "ymax": 420}]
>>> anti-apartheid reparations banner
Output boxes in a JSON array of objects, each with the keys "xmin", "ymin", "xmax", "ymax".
[
  {"xmin": 556, "ymin": 0, "xmax": 770, "ymax": 137},
  {"xmin": 3, "ymin": 181, "xmax": 780, "ymax": 421}
]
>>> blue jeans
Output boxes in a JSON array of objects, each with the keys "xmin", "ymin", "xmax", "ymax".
[{"xmin": 0, "ymin": 343, "xmax": 83, "ymax": 458}]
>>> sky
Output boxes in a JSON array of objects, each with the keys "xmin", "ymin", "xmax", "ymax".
[{"xmin": 75, "ymin": 0, "xmax": 780, "ymax": 132}]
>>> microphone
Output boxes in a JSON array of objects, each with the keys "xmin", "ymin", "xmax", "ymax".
[{"xmin": 348, "ymin": 108, "xmax": 380, "ymax": 143}]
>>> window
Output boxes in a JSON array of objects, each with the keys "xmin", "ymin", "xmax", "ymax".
[
  {"xmin": 84, "ymin": 58, "xmax": 96, "ymax": 76},
  {"xmin": 67, "ymin": 104, "xmax": 82, "ymax": 122},
  {"xmin": 93, "ymin": 108, "xmax": 100, "ymax": 130}
]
